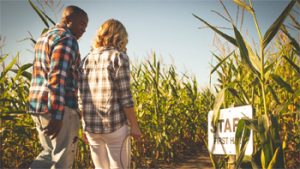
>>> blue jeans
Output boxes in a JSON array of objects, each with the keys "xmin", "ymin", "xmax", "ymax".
[{"xmin": 30, "ymin": 106, "xmax": 80, "ymax": 169}]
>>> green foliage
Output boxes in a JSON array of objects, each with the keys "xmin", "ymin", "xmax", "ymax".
[
  {"xmin": 0, "ymin": 53, "xmax": 214, "ymax": 168},
  {"xmin": 130, "ymin": 54, "xmax": 215, "ymax": 167},
  {"xmin": 0, "ymin": 54, "xmax": 37, "ymax": 168},
  {"xmin": 1, "ymin": 1, "xmax": 215, "ymax": 168},
  {"xmin": 194, "ymin": 0, "xmax": 299, "ymax": 168}
]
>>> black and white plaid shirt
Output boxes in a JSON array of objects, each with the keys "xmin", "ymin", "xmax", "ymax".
[{"xmin": 79, "ymin": 47, "xmax": 134, "ymax": 134}]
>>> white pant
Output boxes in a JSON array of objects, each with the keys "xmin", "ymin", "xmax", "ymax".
[
  {"xmin": 85, "ymin": 125, "xmax": 131, "ymax": 169},
  {"xmin": 30, "ymin": 106, "xmax": 80, "ymax": 169}
]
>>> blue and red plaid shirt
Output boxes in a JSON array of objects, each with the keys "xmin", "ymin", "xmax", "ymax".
[{"xmin": 28, "ymin": 24, "xmax": 81, "ymax": 120}]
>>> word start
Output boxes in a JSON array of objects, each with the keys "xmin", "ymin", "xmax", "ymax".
[{"xmin": 210, "ymin": 117, "xmax": 240, "ymax": 133}]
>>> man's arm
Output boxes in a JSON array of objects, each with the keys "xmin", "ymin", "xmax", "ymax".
[{"xmin": 44, "ymin": 36, "xmax": 78, "ymax": 139}]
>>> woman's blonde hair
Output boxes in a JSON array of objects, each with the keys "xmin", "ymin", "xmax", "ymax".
[{"xmin": 93, "ymin": 19, "xmax": 128, "ymax": 52}]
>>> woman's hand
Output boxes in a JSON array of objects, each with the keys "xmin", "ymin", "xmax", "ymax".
[{"xmin": 130, "ymin": 125, "xmax": 142, "ymax": 140}]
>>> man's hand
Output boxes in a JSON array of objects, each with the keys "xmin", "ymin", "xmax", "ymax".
[{"xmin": 43, "ymin": 119, "xmax": 63, "ymax": 139}]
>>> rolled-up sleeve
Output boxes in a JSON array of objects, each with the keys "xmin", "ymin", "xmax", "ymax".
[{"xmin": 115, "ymin": 53, "xmax": 134, "ymax": 108}]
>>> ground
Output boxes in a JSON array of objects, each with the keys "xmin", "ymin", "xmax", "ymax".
[{"xmin": 159, "ymin": 149, "xmax": 214, "ymax": 169}]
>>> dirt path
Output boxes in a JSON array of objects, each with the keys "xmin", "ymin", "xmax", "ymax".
[
  {"xmin": 158, "ymin": 149, "xmax": 213, "ymax": 169},
  {"xmin": 174, "ymin": 150, "xmax": 213, "ymax": 169}
]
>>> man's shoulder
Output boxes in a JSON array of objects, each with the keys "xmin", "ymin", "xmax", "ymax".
[
  {"xmin": 38, "ymin": 25, "xmax": 75, "ymax": 42},
  {"xmin": 39, "ymin": 26, "xmax": 77, "ymax": 49},
  {"xmin": 51, "ymin": 26, "xmax": 76, "ymax": 40}
]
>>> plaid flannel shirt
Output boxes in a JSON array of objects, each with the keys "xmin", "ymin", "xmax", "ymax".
[
  {"xmin": 28, "ymin": 24, "xmax": 81, "ymax": 120},
  {"xmin": 79, "ymin": 47, "xmax": 134, "ymax": 134}
]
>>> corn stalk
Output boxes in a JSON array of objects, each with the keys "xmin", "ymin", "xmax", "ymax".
[
  {"xmin": 130, "ymin": 54, "xmax": 215, "ymax": 167},
  {"xmin": 193, "ymin": 0, "xmax": 299, "ymax": 168}
]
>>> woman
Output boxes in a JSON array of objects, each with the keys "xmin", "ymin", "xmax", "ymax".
[{"xmin": 79, "ymin": 19, "xmax": 142, "ymax": 169}]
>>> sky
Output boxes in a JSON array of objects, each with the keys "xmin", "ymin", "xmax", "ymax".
[{"xmin": 0, "ymin": 0, "xmax": 294, "ymax": 89}]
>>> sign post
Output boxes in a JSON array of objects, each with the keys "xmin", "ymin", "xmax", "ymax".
[{"xmin": 208, "ymin": 105, "xmax": 253, "ymax": 155}]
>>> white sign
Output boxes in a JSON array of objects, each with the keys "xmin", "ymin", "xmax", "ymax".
[{"xmin": 208, "ymin": 105, "xmax": 253, "ymax": 155}]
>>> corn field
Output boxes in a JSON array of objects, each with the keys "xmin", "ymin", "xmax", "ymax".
[
  {"xmin": 1, "ymin": 0, "xmax": 300, "ymax": 169},
  {"xmin": 193, "ymin": 0, "xmax": 300, "ymax": 168},
  {"xmin": 0, "ymin": 49, "xmax": 214, "ymax": 169}
]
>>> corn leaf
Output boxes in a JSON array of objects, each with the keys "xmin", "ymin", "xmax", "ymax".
[
  {"xmin": 261, "ymin": 146, "xmax": 267, "ymax": 169},
  {"xmin": 245, "ymin": 41, "xmax": 262, "ymax": 73},
  {"xmin": 278, "ymin": 88, "xmax": 300, "ymax": 115},
  {"xmin": 282, "ymin": 55, "xmax": 300, "ymax": 76},
  {"xmin": 28, "ymin": 0, "xmax": 49, "ymax": 28},
  {"xmin": 233, "ymin": 25, "xmax": 260, "ymax": 76},
  {"xmin": 269, "ymin": 116, "xmax": 284, "ymax": 169},
  {"xmin": 235, "ymin": 118, "xmax": 251, "ymax": 168},
  {"xmin": 271, "ymin": 74, "xmax": 294, "ymax": 93},
  {"xmin": 10, "ymin": 63, "xmax": 32, "ymax": 80},
  {"xmin": 233, "ymin": 0, "xmax": 254, "ymax": 13},
  {"xmin": 262, "ymin": 114, "xmax": 270, "ymax": 130},
  {"xmin": 41, "ymin": 28, "xmax": 49, "ymax": 35},
  {"xmin": 267, "ymin": 148, "xmax": 279, "ymax": 169},
  {"xmin": 243, "ymin": 117, "xmax": 258, "ymax": 132},
  {"xmin": 214, "ymin": 54, "xmax": 223, "ymax": 62},
  {"xmin": 0, "ymin": 54, "xmax": 18, "ymax": 81},
  {"xmin": 281, "ymin": 26, "xmax": 300, "ymax": 55},
  {"xmin": 211, "ymin": 10, "xmax": 232, "ymax": 25},
  {"xmin": 193, "ymin": 14, "xmax": 237, "ymax": 46},
  {"xmin": 264, "ymin": 59, "xmax": 277, "ymax": 79},
  {"xmin": 228, "ymin": 87, "xmax": 245, "ymax": 104},
  {"xmin": 235, "ymin": 119, "xmax": 244, "ymax": 157},
  {"xmin": 20, "ymin": 63, "xmax": 33, "ymax": 71},
  {"xmin": 251, "ymin": 148, "xmax": 262, "ymax": 169},
  {"xmin": 0, "ymin": 54, "xmax": 9, "ymax": 64},
  {"xmin": 212, "ymin": 88, "xmax": 226, "ymax": 126},
  {"xmin": 289, "ymin": 13, "xmax": 300, "ymax": 30},
  {"xmin": 210, "ymin": 51, "xmax": 234, "ymax": 74},
  {"xmin": 257, "ymin": 115, "xmax": 266, "ymax": 141},
  {"xmin": 251, "ymin": 76, "xmax": 260, "ymax": 86},
  {"xmin": 267, "ymin": 85, "xmax": 280, "ymax": 104},
  {"xmin": 10, "ymin": 70, "xmax": 32, "ymax": 81},
  {"xmin": 29, "ymin": 37, "xmax": 37, "ymax": 44},
  {"xmin": 269, "ymin": 114, "xmax": 281, "ymax": 146},
  {"xmin": 10, "ymin": 68, "xmax": 22, "ymax": 80},
  {"xmin": 262, "ymin": 0, "xmax": 296, "ymax": 49},
  {"xmin": 261, "ymin": 115, "xmax": 274, "ymax": 168},
  {"xmin": 41, "ymin": 10, "xmax": 56, "ymax": 26},
  {"xmin": 237, "ymin": 83, "xmax": 250, "ymax": 104}
]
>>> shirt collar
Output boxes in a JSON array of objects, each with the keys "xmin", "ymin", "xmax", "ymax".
[
  {"xmin": 56, "ymin": 23, "xmax": 72, "ymax": 34},
  {"xmin": 92, "ymin": 46, "xmax": 116, "ymax": 53}
]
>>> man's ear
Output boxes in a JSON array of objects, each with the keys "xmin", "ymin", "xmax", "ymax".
[
  {"xmin": 65, "ymin": 17, "xmax": 72, "ymax": 26},
  {"xmin": 64, "ymin": 16, "xmax": 72, "ymax": 26}
]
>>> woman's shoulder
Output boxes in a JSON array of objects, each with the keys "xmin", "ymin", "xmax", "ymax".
[
  {"xmin": 98, "ymin": 47, "xmax": 129, "ymax": 62},
  {"xmin": 111, "ymin": 50, "xmax": 129, "ymax": 63}
]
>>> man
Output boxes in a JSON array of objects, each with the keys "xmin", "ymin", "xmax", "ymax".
[{"xmin": 28, "ymin": 5, "xmax": 88, "ymax": 169}]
